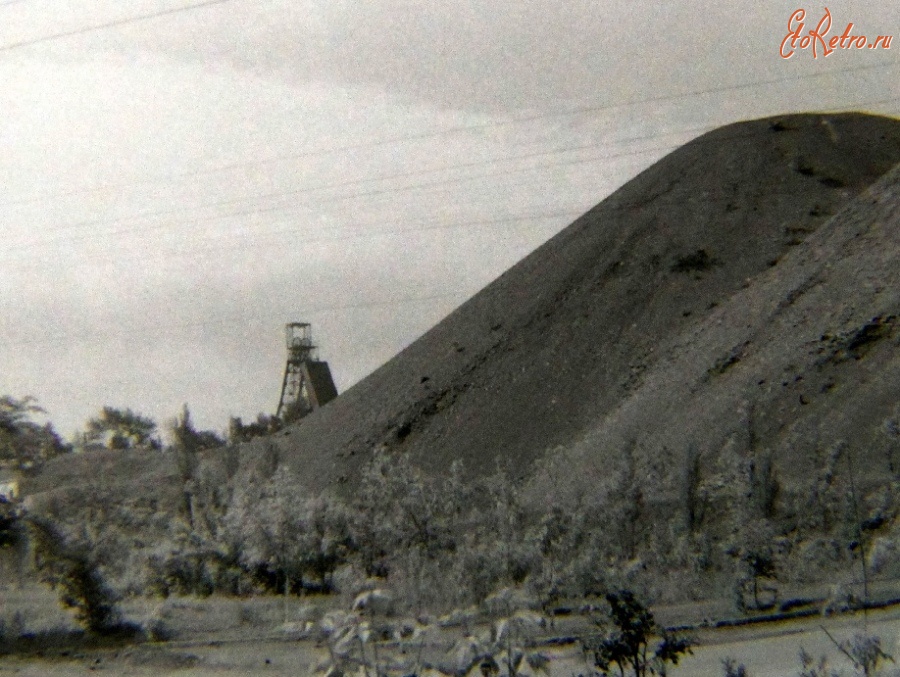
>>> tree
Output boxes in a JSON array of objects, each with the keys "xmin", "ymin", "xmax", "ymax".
[
  {"xmin": 350, "ymin": 452, "xmax": 465, "ymax": 580},
  {"xmin": 168, "ymin": 405, "xmax": 225, "ymax": 531},
  {"xmin": 483, "ymin": 464, "xmax": 532, "ymax": 585},
  {"xmin": 84, "ymin": 406, "xmax": 159, "ymax": 450},
  {"xmin": 0, "ymin": 395, "xmax": 70, "ymax": 469},
  {"xmin": 295, "ymin": 495, "xmax": 351, "ymax": 592},
  {"xmin": 227, "ymin": 413, "xmax": 281, "ymax": 443},
  {"xmin": 0, "ymin": 395, "xmax": 42, "ymax": 432},
  {"xmin": 729, "ymin": 517, "xmax": 778, "ymax": 612},
  {"xmin": 224, "ymin": 465, "xmax": 308, "ymax": 597},
  {"xmin": 587, "ymin": 590, "xmax": 693, "ymax": 677},
  {"xmin": 27, "ymin": 517, "xmax": 124, "ymax": 634},
  {"xmin": 169, "ymin": 404, "xmax": 225, "ymax": 455}
]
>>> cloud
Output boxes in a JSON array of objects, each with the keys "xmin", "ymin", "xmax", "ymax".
[{"xmin": 80, "ymin": 0, "xmax": 897, "ymax": 114}]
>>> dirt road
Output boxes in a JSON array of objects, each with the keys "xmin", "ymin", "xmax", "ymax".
[{"xmin": 3, "ymin": 598, "xmax": 900, "ymax": 676}]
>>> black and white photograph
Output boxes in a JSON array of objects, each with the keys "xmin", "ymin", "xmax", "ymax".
[{"xmin": 1, "ymin": 2, "xmax": 899, "ymax": 674}]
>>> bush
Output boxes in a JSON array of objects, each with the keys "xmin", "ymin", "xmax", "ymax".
[
  {"xmin": 0, "ymin": 498, "xmax": 23, "ymax": 549},
  {"xmin": 835, "ymin": 632, "xmax": 894, "ymax": 676},
  {"xmin": 0, "ymin": 611, "xmax": 26, "ymax": 647},
  {"xmin": 797, "ymin": 649, "xmax": 838, "ymax": 677},
  {"xmin": 585, "ymin": 590, "xmax": 693, "ymax": 677},
  {"xmin": 142, "ymin": 616, "xmax": 175, "ymax": 642},
  {"xmin": 26, "ymin": 517, "xmax": 124, "ymax": 634},
  {"xmin": 721, "ymin": 657, "xmax": 748, "ymax": 676}
]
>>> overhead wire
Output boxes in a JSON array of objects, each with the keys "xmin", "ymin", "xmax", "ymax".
[
  {"xmin": 0, "ymin": 290, "xmax": 472, "ymax": 349},
  {"xmin": 2, "ymin": 210, "xmax": 583, "ymax": 280},
  {"xmin": 6, "ymin": 87, "xmax": 899, "ymax": 263},
  {"xmin": 5, "ymin": 92, "xmax": 898, "ymax": 345},
  {"xmin": 119, "ymin": 57, "xmax": 900, "ymax": 184},
  {"xmin": 1, "ymin": 129, "xmax": 696, "ymax": 255},
  {"xmin": 0, "ymin": 0, "xmax": 237, "ymax": 52},
  {"xmin": 1, "ymin": 59, "xmax": 897, "ymax": 210},
  {"xmin": 4, "ymin": 90, "xmax": 900, "ymax": 278}
]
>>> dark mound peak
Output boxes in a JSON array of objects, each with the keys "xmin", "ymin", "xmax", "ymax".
[{"xmin": 273, "ymin": 112, "xmax": 900, "ymax": 492}]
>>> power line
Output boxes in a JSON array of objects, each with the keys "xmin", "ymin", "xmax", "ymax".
[
  {"xmin": 2, "ymin": 60, "xmax": 896, "ymax": 210},
  {"xmin": 0, "ymin": 166, "xmax": 660, "ymax": 277},
  {"xmin": 5, "ymin": 93, "xmax": 898, "ymax": 347},
  {"xmin": 0, "ymin": 0, "xmax": 237, "ymax": 52},
  {"xmin": 6, "ymin": 90, "xmax": 899, "ymax": 263},
  {"xmin": 2, "ymin": 128, "xmax": 696, "ymax": 250},
  {"xmin": 2, "ymin": 209, "xmax": 581, "ymax": 277},
  {"xmin": 151, "ymin": 58, "xmax": 900, "ymax": 182},
  {"xmin": 0, "ymin": 290, "xmax": 474, "ymax": 349},
  {"xmin": 10, "ymin": 86, "xmax": 898, "ymax": 256},
  {"xmin": 2, "ymin": 114, "xmax": 717, "ymax": 215},
  {"xmin": 5, "ymin": 149, "xmax": 884, "ymax": 277},
  {"xmin": 3, "ymin": 99, "xmax": 899, "ymax": 400}
]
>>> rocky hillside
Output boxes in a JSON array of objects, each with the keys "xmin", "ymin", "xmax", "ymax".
[{"xmin": 271, "ymin": 112, "xmax": 900, "ymax": 495}]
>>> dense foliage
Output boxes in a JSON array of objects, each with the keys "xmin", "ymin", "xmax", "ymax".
[
  {"xmin": 83, "ymin": 406, "xmax": 160, "ymax": 450},
  {"xmin": 16, "ymin": 434, "xmax": 899, "ymax": 621},
  {"xmin": 26, "ymin": 516, "xmax": 123, "ymax": 634},
  {"xmin": 8, "ymin": 396, "xmax": 900, "ymax": 623},
  {"xmin": 0, "ymin": 396, "xmax": 69, "ymax": 469}
]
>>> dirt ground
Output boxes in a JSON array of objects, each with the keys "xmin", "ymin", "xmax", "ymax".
[
  {"xmin": 2, "ymin": 613, "xmax": 900, "ymax": 676},
  {"xmin": 4, "ymin": 585, "xmax": 900, "ymax": 676},
  {"xmin": 672, "ymin": 607, "xmax": 900, "ymax": 677}
]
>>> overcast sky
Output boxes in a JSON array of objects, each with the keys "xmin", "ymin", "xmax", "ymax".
[{"xmin": 1, "ymin": 1, "xmax": 898, "ymax": 439}]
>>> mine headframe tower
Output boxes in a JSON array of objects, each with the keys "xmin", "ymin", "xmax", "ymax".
[{"xmin": 275, "ymin": 322, "xmax": 338, "ymax": 422}]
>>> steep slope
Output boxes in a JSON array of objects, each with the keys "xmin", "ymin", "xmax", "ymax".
[
  {"xmin": 271, "ymin": 112, "xmax": 900, "ymax": 493},
  {"xmin": 527, "ymin": 159, "xmax": 900, "ymax": 508}
]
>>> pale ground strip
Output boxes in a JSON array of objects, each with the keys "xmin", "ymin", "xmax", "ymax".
[
  {"xmin": 3, "ymin": 604, "xmax": 900, "ymax": 675},
  {"xmin": 4, "ymin": 582, "xmax": 900, "ymax": 675}
]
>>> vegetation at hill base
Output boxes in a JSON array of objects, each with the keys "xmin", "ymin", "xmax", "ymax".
[
  {"xmin": 25, "ymin": 516, "xmax": 127, "ymax": 635},
  {"xmin": 10, "ymin": 420, "xmax": 900, "ymax": 626}
]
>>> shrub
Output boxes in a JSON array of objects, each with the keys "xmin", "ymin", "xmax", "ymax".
[
  {"xmin": 797, "ymin": 649, "xmax": 838, "ymax": 677},
  {"xmin": 0, "ymin": 498, "xmax": 23, "ymax": 549},
  {"xmin": 833, "ymin": 631, "xmax": 894, "ymax": 676},
  {"xmin": 142, "ymin": 616, "xmax": 175, "ymax": 642},
  {"xmin": 721, "ymin": 657, "xmax": 748, "ymax": 676},
  {"xmin": 26, "ymin": 517, "xmax": 123, "ymax": 634},
  {"xmin": 585, "ymin": 590, "xmax": 693, "ymax": 677}
]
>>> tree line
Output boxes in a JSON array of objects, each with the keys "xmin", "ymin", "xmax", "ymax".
[
  {"xmin": 0, "ymin": 394, "xmax": 281, "ymax": 471},
  {"xmin": 4, "ymin": 392, "xmax": 900, "ymax": 644}
]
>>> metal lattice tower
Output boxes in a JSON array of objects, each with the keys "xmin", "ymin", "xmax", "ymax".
[{"xmin": 276, "ymin": 322, "xmax": 338, "ymax": 421}]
